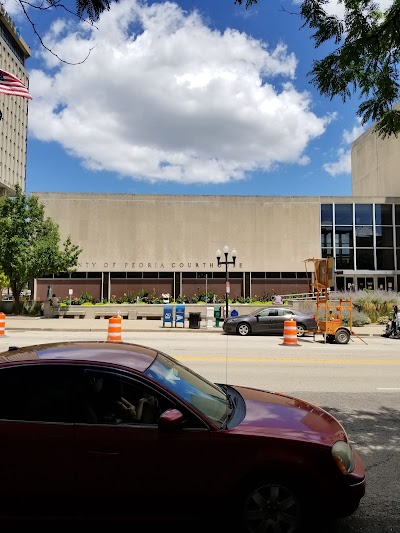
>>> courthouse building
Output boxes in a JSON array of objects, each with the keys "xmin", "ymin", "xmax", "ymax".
[{"xmin": 1, "ymin": 9, "xmax": 400, "ymax": 302}]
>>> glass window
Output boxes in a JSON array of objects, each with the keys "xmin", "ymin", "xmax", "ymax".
[
  {"xmin": 71, "ymin": 272, "xmax": 86, "ymax": 279},
  {"xmin": 0, "ymin": 366, "xmax": 75, "ymax": 423},
  {"xmin": 78, "ymin": 371, "xmax": 171, "ymax": 426},
  {"xmin": 159, "ymin": 272, "xmax": 174, "ymax": 278},
  {"xmin": 355, "ymin": 226, "xmax": 373, "ymax": 247},
  {"xmin": 127, "ymin": 272, "xmax": 142, "ymax": 278},
  {"xmin": 143, "ymin": 273, "xmax": 158, "ymax": 279},
  {"xmin": 377, "ymin": 249, "xmax": 394, "ymax": 269},
  {"xmin": 355, "ymin": 204, "xmax": 373, "ymax": 225},
  {"xmin": 322, "ymin": 248, "xmax": 333, "ymax": 258},
  {"xmin": 87, "ymin": 272, "xmax": 102, "ymax": 278},
  {"xmin": 297, "ymin": 272, "xmax": 308, "ymax": 278},
  {"xmin": 251, "ymin": 272, "xmax": 265, "ymax": 279},
  {"xmin": 54, "ymin": 272, "xmax": 70, "ymax": 278},
  {"xmin": 321, "ymin": 227, "xmax": 333, "ymax": 247},
  {"xmin": 395, "ymin": 205, "xmax": 400, "ymax": 225},
  {"xmin": 281, "ymin": 272, "xmax": 296, "ymax": 278},
  {"xmin": 145, "ymin": 352, "xmax": 229, "ymax": 428},
  {"xmin": 265, "ymin": 272, "xmax": 281, "ymax": 278},
  {"xmin": 356, "ymin": 249, "xmax": 374, "ymax": 270},
  {"xmin": 375, "ymin": 226, "xmax": 394, "ymax": 247},
  {"xmin": 321, "ymin": 204, "xmax": 333, "ymax": 225},
  {"xmin": 336, "ymin": 248, "xmax": 354, "ymax": 269},
  {"xmin": 335, "ymin": 227, "xmax": 354, "ymax": 247},
  {"xmin": 335, "ymin": 204, "xmax": 353, "ymax": 225},
  {"xmin": 375, "ymin": 204, "xmax": 393, "ymax": 225},
  {"xmin": 110, "ymin": 272, "xmax": 127, "ymax": 279}
]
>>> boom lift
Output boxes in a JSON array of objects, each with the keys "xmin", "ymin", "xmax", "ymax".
[{"xmin": 304, "ymin": 257, "xmax": 353, "ymax": 344}]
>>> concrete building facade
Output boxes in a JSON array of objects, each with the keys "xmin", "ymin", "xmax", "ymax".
[
  {"xmin": 0, "ymin": 6, "xmax": 31, "ymax": 196},
  {"xmin": 34, "ymin": 191, "xmax": 400, "ymax": 301}
]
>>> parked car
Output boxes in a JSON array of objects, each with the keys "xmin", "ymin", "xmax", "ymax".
[
  {"xmin": 0, "ymin": 341, "xmax": 365, "ymax": 531},
  {"xmin": 223, "ymin": 307, "xmax": 317, "ymax": 337}
]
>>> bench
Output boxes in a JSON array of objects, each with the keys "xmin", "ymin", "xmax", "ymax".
[
  {"xmin": 56, "ymin": 308, "xmax": 86, "ymax": 319},
  {"xmin": 94, "ymin": 310, "xmax": 131, "ymax": 320}
]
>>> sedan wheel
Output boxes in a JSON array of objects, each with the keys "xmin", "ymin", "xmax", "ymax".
[
  {"xmin": 296, "ymin": 324, "xmax": 306, "ymax": 337},
  {"xmin": 237, "ymin": 323, "xmax": 251, "ymax": 336},
  {"xmin": 243, "ymin": 481, "xmax": 301, "ymax": 533}
]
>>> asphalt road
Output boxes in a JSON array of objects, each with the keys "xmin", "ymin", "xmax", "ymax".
[{"xmin": 1, "ymin": 330, "xmax": 399, "ymax": 532}]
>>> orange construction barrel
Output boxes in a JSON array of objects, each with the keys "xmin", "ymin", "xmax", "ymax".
[
  {"xmin": 280, "ymin": 319, "xmax": 300, "ymax": 347},
  {"xmin": 0, "ymin": 312, "xmax": 5, "ymax": 337},
  {"xmin": 107, "ymin": 315, "xmax": 122, "ymax": 342}
]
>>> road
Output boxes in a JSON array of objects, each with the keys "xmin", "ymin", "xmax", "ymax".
[{"xmin": 1, "ymin": 330, "xmax": 399, "ymax": 532}]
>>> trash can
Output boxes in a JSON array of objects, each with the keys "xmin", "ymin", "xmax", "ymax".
[
  {"xmin": 189, "ymin": 312, "xmax": 201, "ymax": 329},
  {"xmin": 214, "ymin": 306, "xmax": 222, "ymax": 327}
]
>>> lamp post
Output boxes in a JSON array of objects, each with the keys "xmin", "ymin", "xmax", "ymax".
[{"xmin": 216, "ymin": 245, "xmax": 237, "ymax": 320}]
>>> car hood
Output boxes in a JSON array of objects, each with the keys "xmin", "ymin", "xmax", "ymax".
[{"xmin": 232, "ymin": 386, "xmax": 346, "ymax": 445}]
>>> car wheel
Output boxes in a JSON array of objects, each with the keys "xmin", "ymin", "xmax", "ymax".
[
  {"xmin": 242, "ymin": 480, "xmax": 302, "ymax": 533},
  {"xmin": 296, "ymin": 323, "xmax": 306, "ymax": 337},
  {"xmin": 237, "ymin": 322, "xmax": 251, "ymax": 336},
  {"xmin": 335, "ymin": 328, "xmax": 350, "ymax": 344}
]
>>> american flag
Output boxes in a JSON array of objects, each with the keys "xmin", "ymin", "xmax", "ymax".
[{"xmin": 0, "ymin": 68, "xmax": 32, "ymax": 99}]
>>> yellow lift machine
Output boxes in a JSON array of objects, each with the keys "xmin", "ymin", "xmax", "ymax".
[{"xmin": 304, "ymin": 257, "xmax": 353, "ymax": 344}]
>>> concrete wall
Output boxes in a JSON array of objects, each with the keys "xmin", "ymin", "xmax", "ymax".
[
  {"xmin": 352, "ymin": 120, "xmax": 400, "ymax": 198},
  {"xmin": 34, "ymin": 193, "xmax": 322, "ymax": 273}
]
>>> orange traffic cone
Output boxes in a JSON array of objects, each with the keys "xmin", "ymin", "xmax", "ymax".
[
  {"xmin": 280, "ymin": 319, "xmax": 300, "ymax": 346},
  {"xmin": 0, "ymin": 312, "xmax": 5, "ymax": 337},
  {"xmin": 107, "ymin": 315, "xmax": 122, "ymax": 342}
]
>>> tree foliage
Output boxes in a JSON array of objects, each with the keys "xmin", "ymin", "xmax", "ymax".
[
  {"xmin": 0, "ymin": 269, "xmax": 10, "ymax": 292},
  {"xmin": 0, "ymin": 186, "xmax": 82, "ymax": 310},
  {"xmin": 238, "ymin": 0, "xmax": 400, "ymax": 137}
]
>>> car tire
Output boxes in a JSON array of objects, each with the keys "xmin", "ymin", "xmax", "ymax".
[
  {"xmin": 241, "ymin": 478, "xmax": 303, "ymax": 533},
  {"xmin": 335, "ymin": 328, "xmax": 350, "ymax": 344},
  {"xmin": 237, "ymin": 323, "xmax": 251, "ymax": 336},
  {"xmin": 296, "ymin": 323, "xmax": 306, "ymax": 337}
]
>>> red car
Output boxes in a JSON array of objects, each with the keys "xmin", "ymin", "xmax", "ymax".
[{"xmin": 0, "ymin": 341, "xmax": 365, "ymax": 532}]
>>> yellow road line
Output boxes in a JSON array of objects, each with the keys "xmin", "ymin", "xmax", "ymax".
[{"xmin": 174, "ymin": 356, "xmax": 400, "ymax": 364}]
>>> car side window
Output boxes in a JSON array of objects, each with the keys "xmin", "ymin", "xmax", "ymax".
[
  {"xmin": 78, "ymin": 371, "xmax": 172, "ymax": 426},
  {"xmin": 0, "ymin": 365, "xmax": 75, "ymax": 423},
  {"xmin": 267, "ymin": 309, "xmax": 278, "ymax": 317},
  {"xmin": 258, "ymin": 310, "xmax": 270, "ymax": 317},
  {"xmin": 77, "ymin": 370, "xmax": 206, "ymax": 429},
  {"xmin": 278, "ymin": 309, "xmax": 291, "ymax": 316}
]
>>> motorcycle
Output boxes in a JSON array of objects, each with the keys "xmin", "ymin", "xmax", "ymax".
[{"xmin": 382, "ymin": 318, "xmax": 400, "ymax": 338}]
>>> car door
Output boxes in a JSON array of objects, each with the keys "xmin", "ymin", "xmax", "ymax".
[
  {"xmin": 73, "ymin": 368, "xmax": 240, "ymax": 522},
  {"xmin": 0, "ymin": 364, "xmax": 76, "ymax": 517},
  {"xmin": 252, "ymin": 308, "xmax": 275, "ymax": 333},
  {"xmin": 277, "ymin": 308, "xmax": 294, "ymax": 333}
]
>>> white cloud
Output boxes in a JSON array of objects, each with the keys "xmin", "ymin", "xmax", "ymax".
[
  {"xmin": 28, "ymin": 0, "xmax": 331, "ymax": 185},
  {"xmin": 323, "ymin": 120, "xmax": 365, "ymax": 176}
]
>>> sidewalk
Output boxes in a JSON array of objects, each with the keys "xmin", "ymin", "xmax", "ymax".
[{"xmin": 1, "ymin": 316, "xmax": 385, "ymax": 336}]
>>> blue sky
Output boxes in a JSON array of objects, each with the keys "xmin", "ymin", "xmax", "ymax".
[{"xmin": 5, "ymin": 0, "xmax": 386, "ymax": 196}]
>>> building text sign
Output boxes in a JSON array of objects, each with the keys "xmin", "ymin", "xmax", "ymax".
[{"xmin": 78, "ymin": 261, "xmax": 244, "ymax": 270}]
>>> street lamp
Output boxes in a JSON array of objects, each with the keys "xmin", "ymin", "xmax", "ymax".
[{"xmin": 216, "ymin": 245, "xmax": 237, "ymax": 319}]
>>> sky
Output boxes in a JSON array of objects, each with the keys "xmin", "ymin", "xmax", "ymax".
[{"xmin": 3, "ymin": 0, "xmax": 390, "ymax": 196}]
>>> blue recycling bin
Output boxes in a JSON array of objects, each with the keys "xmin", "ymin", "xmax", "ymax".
[
  {"xmin": 175, "ymin": 304, "xmax": 185, "ymax": 328},
  {"xmin": 163, "ymin": 304, "xmax": 173, "ymax": 327}
]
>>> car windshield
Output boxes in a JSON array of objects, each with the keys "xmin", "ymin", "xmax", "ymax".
[{"xmin": 144, "ymin": 351, "xmax": 231, "ymax": 428}]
